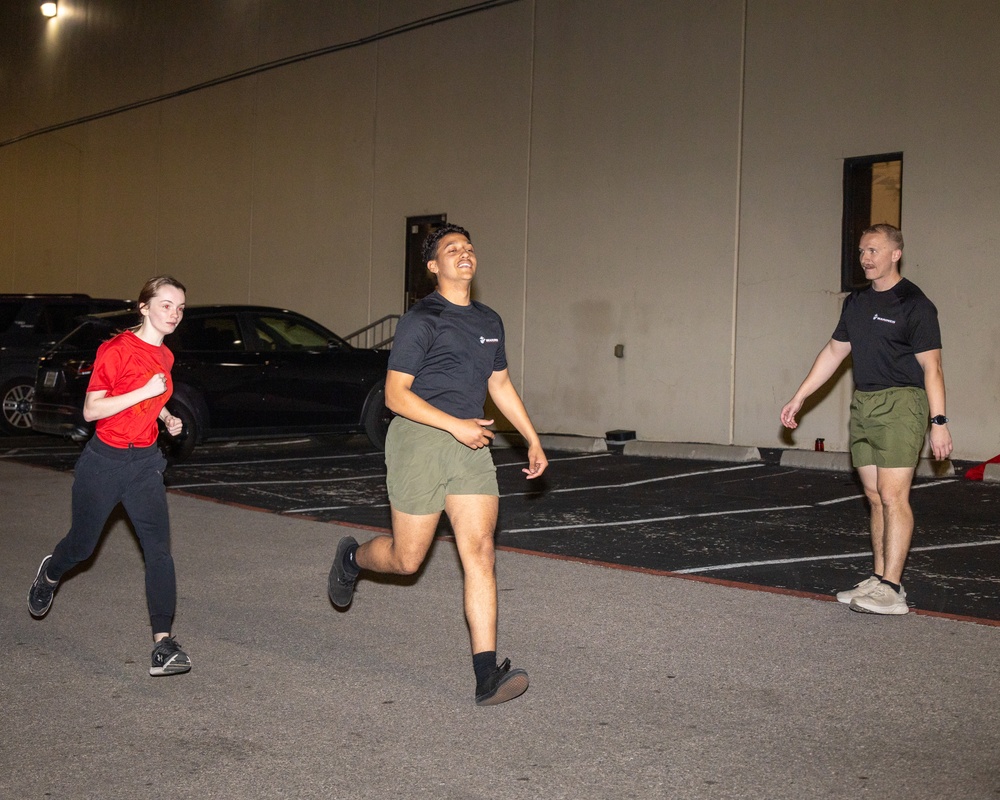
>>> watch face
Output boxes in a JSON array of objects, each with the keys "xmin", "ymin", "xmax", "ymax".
[{"xmin": 931, "ymin": 415, "xmax": 948, "ymax": 425}]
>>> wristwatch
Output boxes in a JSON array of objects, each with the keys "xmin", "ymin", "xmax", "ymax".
[{"xmin": 930, "ymin": 415, "xmax": 949, "ymax": 425}]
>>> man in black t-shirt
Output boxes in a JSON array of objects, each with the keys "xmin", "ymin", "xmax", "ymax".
[
  {"xmin": 781, "ymin": 224, "xmax": 952, "ymax": 615},
  {"xmin": 328, "ymin": 224, "xmax": 548, "ymax": 705}
]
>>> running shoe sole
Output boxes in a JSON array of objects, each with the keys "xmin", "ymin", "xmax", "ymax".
[{"xmin": 475, "ymin": 669, "xmax": 529, "ymax": 706}]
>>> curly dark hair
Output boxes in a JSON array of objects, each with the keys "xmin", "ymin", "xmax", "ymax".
[{"xmin": 421, "ymin": 223, "xmax": 471, "ymax": 265}]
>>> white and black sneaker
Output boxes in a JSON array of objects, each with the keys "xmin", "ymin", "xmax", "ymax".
[
  {"xmin": 149, "ymin": 637, "xmax": 192, "ymax": 676},
  {"xmin": 28, "ymin": 555, "xmax": 58, "ymax": 618}
]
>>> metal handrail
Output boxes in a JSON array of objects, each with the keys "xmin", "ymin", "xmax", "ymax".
[{"xmin": 344, "ymin": 314, "xmax": 399, "ymax": 350}]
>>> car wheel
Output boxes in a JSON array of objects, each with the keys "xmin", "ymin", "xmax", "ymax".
[
  {"xmin": 0, "ymin": 377, "xmax": 35, "ymax": 435},
  {"xmin": 362, "ymin": 380, "xmax": 392, "ymax": 451},
  {"xmin": 158, "ymin": 398, "xmax": 198, "ymax": 462}
]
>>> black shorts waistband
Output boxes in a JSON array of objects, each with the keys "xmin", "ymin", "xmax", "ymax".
[{"xmin": 87, "ymin": 436, "xmax": 160, "ymax": 459}]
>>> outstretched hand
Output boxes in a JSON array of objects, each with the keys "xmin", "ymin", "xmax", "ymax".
[
  {"xmin": 780, "ymin": 398, "xmax": 803, "ymax": 429},
  {"xmin": 522, "ymin": 443, "xmax": 548, "ymax": 479}
]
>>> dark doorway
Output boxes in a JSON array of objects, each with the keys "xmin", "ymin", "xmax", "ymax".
[
  {"xmin": 405, "ymin": 214, "xmax": 447, "ymax": 310},
  {"xmin": 841, "ymin": 152, "xmax": 902, "ymax": 290}
]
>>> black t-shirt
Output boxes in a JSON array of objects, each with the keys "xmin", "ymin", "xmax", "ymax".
[
  {"xmin": 388, "ymin": 292, "xmax": 507, "ymax": 418},
  {"xmin": 832, "ymin": 278, "xmax": 941, "ymax": 391}
]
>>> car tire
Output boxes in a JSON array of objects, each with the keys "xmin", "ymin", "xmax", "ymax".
[
  {"xmin": 158, "ymin": 398, "xmax": 198, "ymax": 462},
  {"xmin": 362, "ymin": 379, "xmax": 392, "ymax": 451},
  {"xmin": 0, "ymin": 377, "xmax": 35, "ymax": 435}
]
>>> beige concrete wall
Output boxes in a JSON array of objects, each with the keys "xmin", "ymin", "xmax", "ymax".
[
  {"xmin": 2, "ymin": 0, "xmax": 998, "ymax": 461},
  {"xmin": 523, "ymin": 0, "xmax": 745, "ymax": 442},
  {"xmin": 734, "ymin": 0, "xmax": 1000, "ymax": 461}
]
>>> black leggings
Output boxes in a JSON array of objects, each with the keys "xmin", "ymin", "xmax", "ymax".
[{"xmin": 48, "ymin": 437, "xmax": 176, "ymax": 634}]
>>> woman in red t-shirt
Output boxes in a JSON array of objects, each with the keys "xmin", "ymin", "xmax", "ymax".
[{"xmin": 27, "ymin": 275, "xmax": 193, "ymax": 676}]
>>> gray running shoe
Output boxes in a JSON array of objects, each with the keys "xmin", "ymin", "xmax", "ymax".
[
  {"xmin": 836, "ymin": 575, "xmax": 905, "ymax": 605},
  {"xmin": 328, "ymin": 536, "xmax": 359, "ymax": 608},
  {"xmin": 28, "ymin": 555, "xmax": 58, "ymax": 618},
  {"xmin": 475, "ymin": 658, "xmax": 529, "ymax": 706},
  {"xmin": 150, "ymin": 637, "xmax": 192, "ymax": 676},
  {"xmin": 850, "ymin": 582, "xmax": 909, "ymax": 615}
]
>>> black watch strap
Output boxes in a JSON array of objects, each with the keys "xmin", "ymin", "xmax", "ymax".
[{"xmin": 930, "ymin": 415, "xmax": 949, "ymax": 425}]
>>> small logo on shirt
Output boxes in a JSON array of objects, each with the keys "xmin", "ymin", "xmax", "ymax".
[
  {"xmin": 872, "ymin": 313, "xmax": 896, "ymax": 324},
  {"xmin": 479, "ymin": 336, "xmax": 499, "ymax": 344}
]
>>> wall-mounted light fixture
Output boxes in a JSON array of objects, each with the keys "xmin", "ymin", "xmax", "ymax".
[{"xmin": 41, "ymin": 2, "xmax": 58, "ymax": 17}]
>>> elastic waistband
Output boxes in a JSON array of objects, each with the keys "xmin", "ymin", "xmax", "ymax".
[
  {"xmin": 88, "ymin": 436, "xmax": 160, "ymax": 459},
  {"xmin": 853, "ymin": 386, "xmax": 924, "ymax": 400}
]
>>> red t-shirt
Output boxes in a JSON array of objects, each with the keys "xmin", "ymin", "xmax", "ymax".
[{"xmin": 87, "ymin": 330, "xmax": 174, "ymax": 448}]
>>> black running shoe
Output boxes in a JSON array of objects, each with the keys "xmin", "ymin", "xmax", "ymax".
[
  {"xmin": 475, "ymin": 658, "xmax": 529, "ymax": 706},
  {"xmin": 28, "ymin": 555, "xmax": 58, "ymax": 618},
  {"xmin": 149, "ymin": 637, "xmax": 192, "ymax": 676},
  {"xmin": 328, "ymin": 536, "xmax": 359, "ymax": 608}
]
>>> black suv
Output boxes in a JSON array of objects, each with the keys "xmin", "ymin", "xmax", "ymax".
[
  {"xmin": 32, "ymin": 305, "xmax": 392, "ymax": 460},
  {"xmin": 0, "ymin": 294, "xmax": 134, "ymax": 435}
]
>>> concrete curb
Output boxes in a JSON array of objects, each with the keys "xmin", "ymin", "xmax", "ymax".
[
  {"xmin": 498, "ymin": 433, "xmax": 959, "ymax": 478},
  {"xmin": 623, "ymin": 440, "xmax": 762, "ymax": 462},
  {"xmin": 493, "ymin": 431, "xmax": 609, "ymax": 453},
  {"xmin": 779, "ymin": 448, "xmax": 955, "ymax": 477}
]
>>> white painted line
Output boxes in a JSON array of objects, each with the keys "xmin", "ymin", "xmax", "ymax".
[
  {"xmin": 814, "ymin": 494, "xmax": 865, "ymax": 506},
  {"xmin": 168, "ymin": 452, "xmax": 377, "ymax": 468},
  {"xmin": 675, "ymin": 539, "xmax": 1000, "ymax": 574},
  {"xmin": 496, "ymin": 452, "xmax": 611, "ymax": 468},
  {"xmin": 168, "ymin": 448, "xmax": 607, "ymax": 471},
  {"xmin": 502, "ymin": 462, "xmax": 765, "ymax": 498},
  {"xmin": 0, "ymin": 448, "xmax": 81, "ymax": 458},
  {"xmin": 283, "ymin": 504, "xmax": 357, "ymax": 513},
  {"xmin": 503, "ymin": 504, "xmax": 812, "ymax": 534},
  {"xmin": 169, "ymin": 473, "xmax": 385, "ymax": 489},
  {"xmin": 284, "ymin": 463, "xmax": 768, "ymax": 514}
]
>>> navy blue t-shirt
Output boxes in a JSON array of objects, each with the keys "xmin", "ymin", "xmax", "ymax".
[
  {"xmin": 388, "ymin": 292, "xmax": 507, "ymax": 418},
  {"xmin": 832, "ymin": 278, "xmax": 941, "ymax": 391}
]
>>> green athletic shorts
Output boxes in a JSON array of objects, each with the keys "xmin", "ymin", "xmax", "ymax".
[
  {"xmin": 384, "ymin": 416, "xmax": 499, "ymax": 515},
  {"xmin": 849, "ymin": 386, "xmax": 929, "ymax": 469}
]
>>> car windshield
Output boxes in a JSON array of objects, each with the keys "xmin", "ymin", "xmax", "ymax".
[{"xmin": 252, "ymin": 313, "xmax": 347, "ymax": 351}]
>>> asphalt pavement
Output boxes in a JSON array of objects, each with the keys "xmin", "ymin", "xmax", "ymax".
[
  {"xmin": 2, "ymin": 433, "xmax": 999, "ymax": 798},
  {"xmin": 3, "ymin": 432, "xmax": 998, "ymax": 624}
]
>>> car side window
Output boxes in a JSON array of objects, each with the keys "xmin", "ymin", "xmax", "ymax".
[
  {"xmin": 171, "ymin": 316, "xmax": 242, "ymax": 352},
  {"xmin": 36, "ymin": 303, "xmax": 86, "ymax": 338},
  {"xmin": 253, "ymin": 314, "xmax": 339, "ymax": 351},
  {"xmin": 0, "ymin": 301, "xmax": 23, "ymax": 333}
]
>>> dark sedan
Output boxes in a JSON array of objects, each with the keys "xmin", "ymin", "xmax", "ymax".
[{"xmin": 32, "ymin": 305, "xmax": 392, "ymax": 459}]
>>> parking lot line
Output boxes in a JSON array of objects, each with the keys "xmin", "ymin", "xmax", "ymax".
[
  {"xmin": 674, "ymin": 538, "xmax": 1000, "ymax": 574},
  {"xmin": 503, "ymin": 462, "xmax": 764, "ymax": 497},
  {"xmin": 168, "ymin": 472, "xmax": 386, "ymax": 489},
  {"xmin": 503, "ymin": 503, "xmax": 814, "ymax": 534}
]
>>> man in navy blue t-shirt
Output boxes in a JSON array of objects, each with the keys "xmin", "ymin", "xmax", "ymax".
[
  {"xmin": 781, "ymin": 224, "xmax": 952, "ymax": 615},
  {"xmin": 328, "ymin": 224, "xmax": 548, "ymax": 705}
]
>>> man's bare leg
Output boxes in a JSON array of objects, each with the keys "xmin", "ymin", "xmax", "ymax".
[
  {"xmin": 857, "ymin": 465, "xmax": 885, "ymax": 575},
  {"xmin": 443, "ymin": 493, "xmax": 527, "ymax": 704},
  {"xmin": 857, "ymin": 464, "xmax": 914, "ymax": 583},
  {"xmin": 445, "ymin": 494, "xmax": 499, "ymax": 653},
  {"xmin": 355, "ymin": 509, "xmax": 441, "ymax": 575},
  {"xmin": 873, "ymin": 466, "xmax": 915, "ymax": 585}
]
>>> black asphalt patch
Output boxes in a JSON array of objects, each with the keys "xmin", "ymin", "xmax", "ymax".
[{"xmin": 4, "ymin": 433, "xmax": 998, "ymax": 625}]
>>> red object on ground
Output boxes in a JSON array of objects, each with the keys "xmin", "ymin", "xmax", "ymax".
[{"xmin": 964, "ymin": 454, "xmax": 1000, "ymax": 480}]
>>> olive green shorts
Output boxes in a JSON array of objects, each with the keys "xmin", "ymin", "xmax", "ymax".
[
  {"xmin": 849, "ymin": 387, "xmax": 929, "ymax": 469},
  {"xmin": 384, "ymin": 416, "xmax": 499, "ymax": 515}
]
